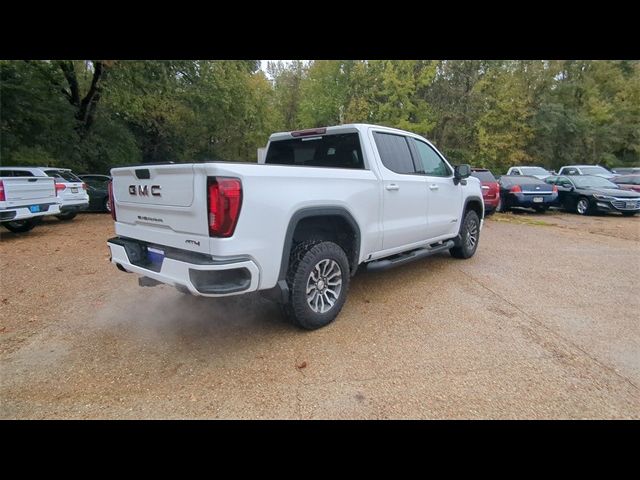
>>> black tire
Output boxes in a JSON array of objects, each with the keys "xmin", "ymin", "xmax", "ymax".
[
  {"xmin": 622, "ymin": 211, "xmax": 637, "ymax": 217},
  {"xmin": 534, "ymin": 206, "xmax": 547, "ymax": 213},
  {"xmin": 281, "ymin": 240, "xmax": 350, "ymax": 330},
  {"xmin": 3, "ymin": 219, "xmax": 36, "ymax": 233},
  {"xmin": 450, "ymin": 210, "xmax": 480, "ymax": 259},
  {"xmin": 56, "ymin": 211, "xmax": 77, "ymax": 221},
  {"xmin": 576, "ymin": 197, "xmax": 591, "ymax": 216},
  {"xmin": 104, "ymin": 197, "xmax": 112, "ymax": 213}
]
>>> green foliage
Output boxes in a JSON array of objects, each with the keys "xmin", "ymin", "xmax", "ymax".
[{"xmin": 1, "ymin": 60, "xmax": 639, "ymax": 176}]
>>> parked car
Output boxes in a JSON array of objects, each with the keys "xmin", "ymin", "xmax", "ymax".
[
  {"xmin": 611, "ymin": 167, "xmax": 640, "ymax": 175},
  {"xmin": 557, "ymin": 165, "xmax": 615, "ymax": 179},
  {"xmin": 0, "ymin": 172, "xmax": 61, "ymax": 233},
  {"xmin": 0, "ymin": 167, "xmax": 89, "ymax": 220},
  {"xmin": 505, "ymin": 166, "xmax": 553, "ymax": 179},
  {"xmin": 545, "ymin": 174, "xmax": 640, "ymax": 216},
  {"xmin": 471, "ymin": 168, "xmax": 500, "ymax": 214},
  {"xmin": 610, "ymin": 175, "xmax": 640, "ymax": 192},
  {"xmin": 79, "ymin": 174, "xmax": 112, "ymax": 212},
  {"xmin": 107, "ymin": 124, "xmax": 485, "ymax": 330},
  {"xmin": 496, "ymin": 175, "xmax": 558, "ymax": 213}
]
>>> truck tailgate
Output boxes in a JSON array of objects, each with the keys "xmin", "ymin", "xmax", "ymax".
[
  {"xmin": 1, "ymin": 177, "xmax": 57, "ymax": 206},
  {"xmin": 111, "ymin": 164, "xmax": 210, "ymax": 253}
]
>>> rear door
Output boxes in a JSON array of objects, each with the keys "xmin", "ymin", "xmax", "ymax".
[
  {"xmin": 410, "ymin": 138, "xmax": 461, "ymax": 239},
  {"xmin": 44, "ymin": 169, "xmax": 87, "ymax": 203},
  {"xmin": 371, "ymin": 131, "xmax": 428, "ymax": 250}
]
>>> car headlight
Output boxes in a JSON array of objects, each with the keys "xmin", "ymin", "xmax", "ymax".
[{"xmin": 593, "ymin": 194, "xmax": 614, "ymax": 201}]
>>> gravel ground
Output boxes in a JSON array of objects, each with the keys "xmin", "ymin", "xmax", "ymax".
[{"xmin": 1, "ymin": 211, "xmax": 639, "ymax": 419}]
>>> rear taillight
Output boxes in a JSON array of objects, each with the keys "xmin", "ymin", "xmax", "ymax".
[
  {"xmin": 108, "ymin": 181, "xmax": 116, "ymax": 221},
  {"xmin": 208, "ymin": 177, "xmax": 242, "ymax": 237},
  {"xmin": 510, "ymin": 185, "xmax": 522, "ymax": 193},
  {"xmin": 0, "ymin": 180, "xmax": 5, "ymax": 202},
  {"xmin": 552, "ymin": 185, "xmax": 558, "ymax": 193},
  {"xmin": 82, "ymin": 183, "xmax": 87, "ymax": 190},
  {"xmin": 55, "ymin": 182, "xmax": 66, "ymax": 193}
]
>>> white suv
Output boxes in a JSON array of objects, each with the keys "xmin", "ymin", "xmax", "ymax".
[
  {"xmin": 557, "ymin": 165, "xmax": 615, "ymax": 179},
  {"xmin": 0, "ymin": 167, "xmax": 89, "ymax": 220}
]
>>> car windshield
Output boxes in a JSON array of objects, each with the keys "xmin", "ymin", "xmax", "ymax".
[
  {"xmin": 520, "ymin": 167, "xmax": 549, "ymax": 175},
  {"xmin": 572, "ymin": 176, "xmax": 618, "ymax": 189},
  {"xmin": 580, "ymin": 166, "xmax": 611, "ymax": 175},
  {"xmin": 45, "ymin": 170, "xmax": 82, "ymax": 183}
]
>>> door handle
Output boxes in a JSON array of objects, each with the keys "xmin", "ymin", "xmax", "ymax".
[
  {"xmin": 385, "ymin": 184, "xmax": 400, "ymax": 191},
  {"xmin": 429, "ymin": 184, "xmax": 439, "ymax": 190}
]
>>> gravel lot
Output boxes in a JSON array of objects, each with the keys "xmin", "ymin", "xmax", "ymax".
[{"xmin": 1, "ymin": 211, "xmax": 639, "ymax": 419}]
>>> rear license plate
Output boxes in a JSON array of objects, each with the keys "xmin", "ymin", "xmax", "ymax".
[
  {"xmin": 533, "ymin": 197, "xmax": 544, "ymax": 203},
  {"xmin": 147, "ymin": 247, "xmax": 165, "ymax": 264},
  {"xmin": 29, "ymin": 205, "xmax": 40, "ymax": 213},
  {"xmin": 627, "ymin": 202, "xmax": 636, "ymax": 209},
  {"xmin": 71, "ymin": 187, "xmax": 78, "ymax": 193}
]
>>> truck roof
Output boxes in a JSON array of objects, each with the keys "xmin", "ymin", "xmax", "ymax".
[{"xmin": 269, "ymin": 123, "xmax": 429, "ymax": 142}]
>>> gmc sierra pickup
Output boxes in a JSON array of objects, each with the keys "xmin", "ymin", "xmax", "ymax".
[
  {"xmin": 0, "ymin": 175, "xmax": 61, "ymax": 233},
  {"xmin": 107, "ymin": 124, "xmax": 484, "ymax": 329}
]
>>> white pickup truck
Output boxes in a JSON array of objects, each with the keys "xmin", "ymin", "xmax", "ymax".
[
  {"xmin": 107, "ymin": 124, "xmax": 484, "ymax": 329},
  {"xmin": 0, "ymin": 175, "xmax": 61, "ymax": 232}
]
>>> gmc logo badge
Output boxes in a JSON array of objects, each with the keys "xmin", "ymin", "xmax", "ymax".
[{"xmin": 129, "ymin": 185, "xmax": 161, "ymax": 196}]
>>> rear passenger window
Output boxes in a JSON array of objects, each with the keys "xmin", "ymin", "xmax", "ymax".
[
  {"xmin": 412, "ymin": 139, "xmax": 452, "ymax": 177},
  {"xmin": 373, "ymin": 132, "xmax": 417, "ymax": 175}
]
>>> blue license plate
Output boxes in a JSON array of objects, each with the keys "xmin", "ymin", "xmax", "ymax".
[
  {"xmin": 147, "ymin": 247, "xmax": 165, "ymax": 264},
  {"xmin": 29, "ymin": 205, "xmax": 40, "ymax": 213}
]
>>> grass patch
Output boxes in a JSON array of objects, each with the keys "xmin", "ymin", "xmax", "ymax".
[{"xmin": 488, "ymin": 212, "xmax": 553, "ymax": 227}]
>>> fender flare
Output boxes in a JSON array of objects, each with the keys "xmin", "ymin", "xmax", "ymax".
[{"xmin": 278, "ymin": 206, "xmax": 361, "ymax": 280}]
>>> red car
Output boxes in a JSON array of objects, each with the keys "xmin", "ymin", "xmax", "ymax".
[
  {"xmin": 611, "ymin": 174, "xmax": 640, "ymax": 193},
  {"xmin": 471, "ymin": 168, "xmax": 500, "ymax": 214}
]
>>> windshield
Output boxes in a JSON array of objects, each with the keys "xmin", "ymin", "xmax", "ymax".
[
  {"xmin": 520, "ymin": 167, "xmax": 549, "ymax": 175},
  {"xmin": 572, "ymin": 176, "xmax": 618, "ymax": 189},
  {"xmin": 580, "ymin": 166, "xmax": 611, "ymax": 175}
]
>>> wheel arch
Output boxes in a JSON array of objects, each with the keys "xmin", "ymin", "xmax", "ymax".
[{"xmin": 279, "ymin": 207, "xmax": 362, "ymax": 282}]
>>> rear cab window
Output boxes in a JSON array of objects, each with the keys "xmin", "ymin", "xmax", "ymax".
[{"xmin": 265, "ymin": 133, "xmax": 364, "ymax": 169}]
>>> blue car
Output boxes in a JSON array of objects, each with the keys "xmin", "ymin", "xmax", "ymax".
[{"xmin": 496, "ymin": 175, "xmax": 558, "ymax": 213}]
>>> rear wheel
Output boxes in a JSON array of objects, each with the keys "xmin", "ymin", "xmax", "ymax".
[
  {"xmin": 576, "ymin": 197, "xmax": 591, "ymax": 215},
  {"xmin": 450, "ymin": 210, "xmax": 480, "ymax": 259},
  {"xmin": 3, "ymin": 219, "xmax": 36, "ymax": 233},
  {"xmin": 56, "ymin": 211, "xmax": 77, "ymax": 221},
  {"xmin": 534, "ymin": 206, "xmax": 547, "ymax": 213},
  {"xmin": 281, "ymin": 240, "xmax": 350, "ymax": 330},
  {"xmin": 104, "ymin": 197, "xmax": 111, "ymax": 213},
  {"xmin": 496, "ymin": 197, "xmax": 507, "ymax": 213}
]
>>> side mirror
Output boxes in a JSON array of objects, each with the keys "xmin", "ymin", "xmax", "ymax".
[{"xmin": 454, "ymin": 164, "xmax": 471, "ymax": 184}]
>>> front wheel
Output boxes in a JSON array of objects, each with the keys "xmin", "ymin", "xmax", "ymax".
[
  {"xmin": 281, "ymin": 241, "xmax": 350, "ymax": 330},
  {"xmin": 3, "ymin": 219, "xmax": 37, "ymax": 233},
  {"xmin": 576, "ymin": 197, "xmax": 591, "ymax": 216},
  {"xmin": 450, "ymin": 210, "xmax": 480, "ymax": 259},
  {"xmin": 104, "ymin": 197, "xmax": 111, "ymax": 213},
  {"xmin": 622, "ymin": 211, "xmax": 637, "ymax": 217}
]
